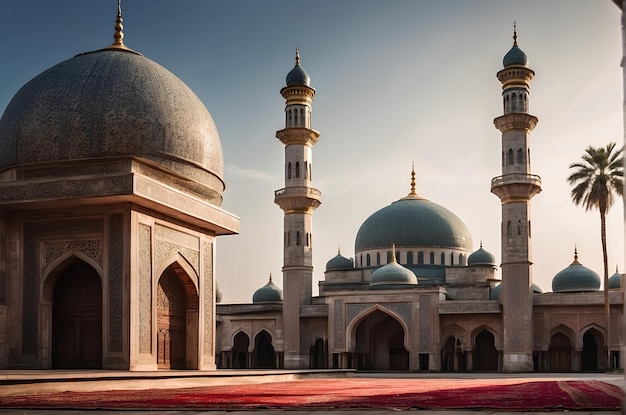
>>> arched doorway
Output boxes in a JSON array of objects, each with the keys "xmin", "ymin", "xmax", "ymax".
[
  {"xmin": 52, "ymin": 260, "xmax": 102, "ymax": 369},
  {"xmin": 549, "ymin": 332, "xmax": 572, "ymax": 372},
  {"xmin": 156, "ymin": 265, "xmax": 198, "ymax": 370},
  {"xmin": 253, "ymin": 330, "xmax": 275, "ymax": 368},
  {"xmin": 473, "ymin": 330, "xmax": 498, "ymax": 371},
  {"xmin": 581, "ymin": 328, "xmax": 603, "ymax": 371},
  {"xmin": 354, "ymin": 309, "xmax": 408, "ymax": 370},
  {"xmin": 310, "ymin": 338, "xmax": 327, "ymax": 368},
  {"xmin": 232, "ymin": 331, "xmax": 250, "ymax": 368},
  {"xmin": 442, "ymin": 336, "xmax": 466, "ymax": 372}
]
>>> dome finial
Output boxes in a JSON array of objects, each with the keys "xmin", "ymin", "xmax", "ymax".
[
  {"xmin": 337, "ymin": 245, "xmax": 341, "ymax": 255},
  {"xmin": 409, "ymin": 162, "xmax": 417, "ymax": 195},
  {"xmin": 391, "ymin": 244, "xmax": 397, "ymax": 263},
  {"xmin": 480, "ymin": 240, "xmax": 483, "ymax": 248},
  {"xmin": 513, "ymin": 20, "xmax": 518, "ymax": 46},
  {"xmin": 269, "ymin": 272, "xmax": 272, "ymax": 282},
  {"xmin": 111, "ymin": 0, "xmax": 129, "ymax": 50},
  {"xmin": 295, "ymin": 48, "xmax": 301, "ymax": 66},
  {"xmin": 573, "ymin": 246, "xmax": 580, "ymax": 264}
]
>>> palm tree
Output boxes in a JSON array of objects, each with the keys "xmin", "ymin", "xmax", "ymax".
[{"xmin": 567, "ymin": 142, "xmax": 623, "ymax": 366}]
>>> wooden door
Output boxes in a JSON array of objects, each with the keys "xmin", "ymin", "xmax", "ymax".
[
  {"xmin": 52, "ymin": 261, "xmax": 102, "ymax": 369},
  {"xmin": 157, "ymin": 270, "xmax": 186, "ymax": 369}
]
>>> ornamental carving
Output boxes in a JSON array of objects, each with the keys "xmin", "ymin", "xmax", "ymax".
[
  {"xmin": 108, "ymin": 213, "xmax": 124, "ymax": 352},
  {"xmin": 44, "ymin": 239, "xmax": 102, "ymax": 268},
  {"xmin": 138, "ymin": 224, "xmax": 152, "ymax": 354},
  {"xmin": 203, "ymin": 241, "xmax": 213, "ymax": 355}
]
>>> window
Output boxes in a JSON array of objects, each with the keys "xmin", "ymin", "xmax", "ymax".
[
  {"xmin": 376, "ymin": 252, "xmax": 381, "ymax": 266},
  {"xmin": 517, "ymin": 220, "xmax": 522, "ymax": 236},
  {"xmin": 296, "ymin": 231, "xmax": 301, "ymax": 246},
  {"xmin": 300, "ymin": 108, "xmax": 305, "ymax": 127},
  {"xmin": 306, "ymin": 232, "xmax": 310, "ymax": 247},
  {"xmin": 507, "ymin": 149, "xmax": 514, "ymax": 166},
  {"xmin": 386, "ymin": 251, "xmax": 391, "ymax": 264},
  {"xmin": 450, "ymin": 252, "xmax": 454, "ymax": 265},
  {"xmin": 366, "ymin": 254, "xmax": 371, "ymax": 267},
  {"xmin": 407, "ymin": 251, "xmax": 413, "ymax": 264},
  {"xmin": 517, "ymin": 148, "xmax": 523, "ymax": 164},
  {"xmin": 430, "ymin": 252, "xmax": 435, "ymax": 264},
  {"xmin": 441, "ymin": 252, "xmax": 446, "ymax": 265},
  {"xmin": 417, "ymin": 251, "xmax": 424, "ymax": 264},
  {"xmin": 528, "ymin": 220, "xmax": 532, "ymax": 238},
  {"xmin": 511, "ymin": 93, "xmax": 517, "ymax": 112},
  {"xmin": 295, "ymin": 161, "xmax": 300, "ymax": 178},
  {"xmin": 506, "ymin": 221, "xmax": 512, "ymax": 237},
  {"xmin": 459, "ymin": 253, "xmax": 465, "ymax": 266},
  {"xmin": 287, "ymin": 162, "xmax": 292, "ymax": 179}
]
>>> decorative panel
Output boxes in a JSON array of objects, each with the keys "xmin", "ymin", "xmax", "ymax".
[
  {"xmin": 108, "ymin": 214, "xmax": 123, "ymax": 352},
  {"xmin": 203, "ymin": 241, "xmax": 213, "ymax": 355},
  {"xmin": 419, "ymin": 295, "xmax": 432, "ymax": 350},
  {"xmin": 334, "ymin": 300, "xmax": 345, "ymax": 348},
  {"xmin": 138, "ymin": 224, "xmax": 152, "ymax": 354}
]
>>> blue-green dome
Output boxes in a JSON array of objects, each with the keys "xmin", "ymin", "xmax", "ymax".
[
  {"xmin": 326, "ymin": 251, "xmax": 354, "ymax": 271},
  {"xmin": 468, "ymin": 244, "xmax": 496, "ymax": 266},
  {"xmin": 252, "ymin": 277, "xmax": 283, "ymax": 303},
  {"xmin": 490, "ymin": 282, "xmax": 543, "ymax": 300},
  {"xmin": 369, "ymin": 257, "xmax": 417, "ymax": 288},
  {"xmin": 285, "ymin": 51, "xmax": 310, "ymax": 87},
  {"xmin": 355, "ymin": 193, "xmax": 472, "ymax": 254},
  {"xmin": 552, "ymin": 253, "xmax": 600, "ymax": 293},
  {"xmin": 503, "ymin": 44, "xmax": 528, "ymax": 68},
  {"xmin": 609, "ymin": 268, "xmax": 621, "ymax": 289}
]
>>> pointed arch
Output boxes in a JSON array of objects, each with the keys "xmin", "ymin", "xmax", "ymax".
[
  {"xmin": 155, "ymin": 252, "xmax": 199, "ymax": 295},
  {"xmin": 346, "ymin": 304, "xmax": 410, "ymax": 352},
  {"xmin": 42, "ymin": 251, "xmax": 103, "ymax": 302}
]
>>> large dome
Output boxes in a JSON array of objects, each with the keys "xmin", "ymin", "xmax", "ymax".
[
  {"xmin": 355, "ymin": 192, "xmax": 473, "ymax": 253},
  {"xmin": 551, "ymin": 251, "xmax": 600, "ymax": 293},
  {"xmin": 0, "ymin": 48, "xmax": 224, "ymax": 197}
]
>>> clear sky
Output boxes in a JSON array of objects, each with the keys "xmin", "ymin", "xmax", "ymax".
[{"xmin": 0, "ymin": 1, "xmax": 623, "ymax": 303}]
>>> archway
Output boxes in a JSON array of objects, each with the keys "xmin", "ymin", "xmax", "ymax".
[
  {"xmin": 581, "ymin": 328, "xmax": 603, "ymax": 371},
  {"xmin": 442, "ymin": 336, "xmax": 466, "ymax": 372},
  {"xmin": 310, "ymin": 338, "xmax": 327, "ymax": 368},
  {"xmin": 253, "ymin": 330, "xmax": 275, "ymax": 368},
  {"xmin": 549, "ymin": 332, "xmax": 572, "ymax": 372},
  {"xmin": 354, "ymin": 309, "xmax": 408, "ymax": 370},
  {"xmin": 232, "ymin": 331, "xmax": 250, "ymax": 368},
  {"xmin": 156, "ymin": 264, "xmax": 199, "ymax": 369},
  {"xmin": 52, "ymin": 260, "xmax": 102, "ymax": 369},
  {"xmin": 472, "ymin": 330, "xmax": 497, "ymax": 371}
]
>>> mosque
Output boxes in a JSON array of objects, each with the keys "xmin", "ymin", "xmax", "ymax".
[{"xmin": 0, "ymin": 5, "xmax": 622, "ymax": 372}]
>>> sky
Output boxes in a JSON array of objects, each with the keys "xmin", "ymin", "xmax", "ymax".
[{"xmin": 0, "ymin": 1, "xmax": 623, "ymax": 303}]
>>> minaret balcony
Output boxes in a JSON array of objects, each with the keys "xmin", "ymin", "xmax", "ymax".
[
  {"xmin": 276, "ymin": 128, "xmax": 320, "ymax": 146},
  {"xmin": 494, "ymin": 113, "xmax": 538, "ymax": 133},
  {"xmin": 274, "ymin": 186, "xmax": 321, "ymax": 213},
  {"xmin": 491, "ymin": 173, "xmax": 542, "ymax": 202}
]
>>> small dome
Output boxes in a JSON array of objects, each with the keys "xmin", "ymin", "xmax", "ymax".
[
  {"xmin": 552, "ymin": 250, "xmax": 600, "ymax": 293},
  {"xmin": 252, "ymin": 276, "xmax": 283, "ymax": 303},
  {"xmin": 326, "ymin": 250, "xmax": 354, "ymax": 271},
  {"xmin": 503, "ymin": 28, "xmax": 528, "ymax": 68},
  {"xmin": 490, "ymin": 282, "xmax": 543, "ymax": 300},
  {"xmin": 369, "ymin": 251, "xmax": 417, "ymax": 288},
  {"xmin": 285, "ymin": 50, "xmax": 311, "ymax": 87},
  {"xmin": 609, "ymin": 267, "xmax": 622, "ymax": 289},
  {"xmin": 468, "ymin": 243, "xmax": 496, "ymax": 266}
]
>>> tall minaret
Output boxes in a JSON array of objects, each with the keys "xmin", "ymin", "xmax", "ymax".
[
  {"xmin": 274, "ymin": 50, "xmax": 321, "ymax": 368},
  {"xmin": 491, "ymin": 26, "xmax": 541, "ymax": 372}
]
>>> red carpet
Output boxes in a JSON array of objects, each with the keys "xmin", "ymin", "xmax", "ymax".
[{"xmin": 1, "ymin": 378, "xmax": 623, "ymax": 410}]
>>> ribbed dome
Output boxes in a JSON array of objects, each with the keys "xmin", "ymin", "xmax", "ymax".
[
  {"xmin": 252, "ymin": 277, "xmax": 283, "ymax": 303},
  {"xmin": 369, "ymin": 254, "xmax": 417, "ymax": 288},
  {"xmin": 552, "ymin": 251, "xmax": 600, "ymax": 293},
  {"xmin": 0, "ymin": 48, "xmax": 224, "ymax": 197},
  {"xmin": 285, "ymin": 50, "xmax": 310, "ymax": 87},
  {"xmin": 326, "ymin": 250, "xmax": 354, "ymax": 271},
  {"xmin": 355, "ymin": 193, "xmax": 472, "ymax": 254},
  {"xmin": 468, "ymin": 244, "xmax": 496, "ymax": 266},
  {"xmin": 489, "ymin": 282, "xmax": 543, "ymax": 300},
  {"xmin": 503, "ymin": 29, "xmax": 528, "ymax": 68},
  {"xmin": 609, "ymin": 267, "xmax": 621, "ymax": 289}
]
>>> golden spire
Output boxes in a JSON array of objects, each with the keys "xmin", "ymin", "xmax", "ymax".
[
  {"xmin": 110, "ymin": 0, "xmax": 130, "ymax": 50},
  {"xmin": 513, "ymin": 21, "xmax": 518, "ymax": 46},
  {"xmin": 295, "ymin": 49, "xmax": 301, "ymax": 66},
  {"xmin": 401, "ymin": 163, "xmax": 426, "ymax": 200},
  {"xmin": 391, "ymin": 244, "xmax": 397, "ymax": 263},
  {"xmin": 269, "ymin": 272, "xmax": 273, "ymax": 283},
  {"xmin": 572, "ymin": 246, "xmax": 580, "ymax": 264}
]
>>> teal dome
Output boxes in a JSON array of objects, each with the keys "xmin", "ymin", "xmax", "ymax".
[
  {"xmin": 609, "ymin": 267, "xmax": 621, "ymax": 289},
  {"xmin": 355, "ymin": 193, "xmax": 472, "ymax": 254},
  {"xmin": 503, "ymin": 44, "xmax": 528, "ymax": 68},
  {"xmin": 468, "ymin": 244, "xmax": 496, "ymax": 266},
  {"xmin": 252, "ymin": 277, "xmax": 283, "ymax": 303},
  {"xmin": 326, "ymin": 251, "xmax": 354, "ymax": 271},
  {"xmin": 490, "ymin": 282, "xmax": 543, "ymax": 300},
  {"xmin": 552, "ymin": 252, "xmax": 600, "ymax": 293},
  {"xmin": 285, "ymin": 50, "xmax": 310, "ymax": 87},
  {"xmin": 369, "ymin": 256, "xmax": 417, "ymax": 288}
]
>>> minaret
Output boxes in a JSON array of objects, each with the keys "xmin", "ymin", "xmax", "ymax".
[
  {"xmin": 491, "ymin": 26, "xmax": 541, "ymax": 372},
  {"xmin": 274, "ymin": 50, "xmax": 321, "ymax": 368}
]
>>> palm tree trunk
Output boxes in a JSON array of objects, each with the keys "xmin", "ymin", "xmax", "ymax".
[{"xmin": 600, "ymin": 210, "xmax": 610, "ymax": 369}]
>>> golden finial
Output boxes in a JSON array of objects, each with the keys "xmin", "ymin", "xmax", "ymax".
[
  {"xmin": 409, "ymin": 162, "xmax": 417, "ymax": 195},
  {"xmin": 110, "ymin": 0, "xmax": 131, "ymax": 50},
  {"xmin": 513, "ymin": 21, "xmax": 518, "ymax": 46},
  {"xmin": 616, "ymin": 265, "xmax": 619, "ymax": 273},
  {"xmin": 391, "ymin": 244, "xmax": 397, "ymax": 263},
  {"xmin": 572, "ymin": 246, "xmax": 579, "ymax": 264},
  {"xmin": 269, "ymin": 272, "xmax": 272, "ymax": 283},
  {"xmin": 295, "ymin": 49, "xmax": 301, "ymax": 66}
]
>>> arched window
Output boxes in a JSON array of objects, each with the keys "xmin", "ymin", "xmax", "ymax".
[
  {"xmin": 407, "ymin": 251, "xmax": 413, "ymax": 264},
  {"xmin": 306, "ymin": 232, "xmax": 310, "ymax": 247},
  {"xmin": 376, "ymin": 252, "xmax": 381, "ymax": 266},
  {"xmin": 450, "ymin": 252, "xmax": 454, "ymax": 265},
  {"xmin": 287, "ymin": 162, "xmax": 292, "ymax": 180},
  {"xmin": 507, "ymin": 149, "xmax": 514, "ymax": 166},
  {"xmin": 359, "ymin": 254, "xmax": 363, "ymax": 267},
  {"xmin": 517, "ymin": 220, "xmax": 522, "ymax": 236},
  {"xmin": 295, "ymin": 161, "xmax": 300, "ymax": 178},
  {"xmin": 300, "ymin": 108, "xmax": 305, "ymax": 127},
  {"xmin": 506, "ymin": 221, "xmax": 512, "ymax": 237},
  {"xmin": 417, "ymin": 251, "xmax": 424, "ymax": 264},
  {"xmin": 459, "ymin": 253, "xmax": 465, "ymax": 266},
  {"xmin": 441, "ymin": 252, "xmax": 446, "ymax": 265},
  {"xmin": 366, "ymin": 254, "xmax": 371, "ymax": 267},
  {"xmin": 296, "ymin": 231, "xmax": 301, "ymax": 246},
  {"xmin": 511, "ymin": 93, "xmax": 517, "ymax": 111},
  {"xmin": 287, "ymin": 109, "xmax": 292, "ymax": 125},
  {"xmin": 309, "ymin": 163, "xmax": 312, "ymax": 180},
  {"xmin": 430, "ymin": 252, "xmax": 435, "ymax": 264},
  {"xmin": 505, "ymin": 95, "xmax": 510, "ymax": 113},
  {"xmin": 517, "ymin": 148, "xmax": 523, "ymax": 164},
  {"xmin": 396, "ymin": 250, "xmax": 400, "ymax": 262},
  {"xmin": 528, "ymin": 220, "xmax": 532, "ymax": 238},
  {"xmin": 527, "ymin": 149, "xmax": 531, "ymax": 168},
  {"xmin": 386, "ymin": 251, "xmax": 392, "ymax": 264}
]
